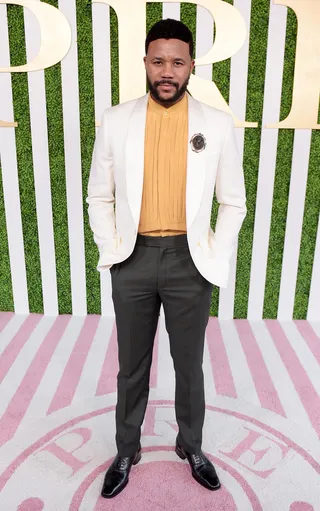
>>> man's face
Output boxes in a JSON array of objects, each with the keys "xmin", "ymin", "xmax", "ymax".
[{"xmin": 144, "ymin": 38, "xmax": 195, "ymax": 107}]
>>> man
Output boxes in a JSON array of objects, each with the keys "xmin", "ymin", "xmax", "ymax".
[{"xmin": 86, "ymin": 18, "xmax": 247, "ymax": 499}]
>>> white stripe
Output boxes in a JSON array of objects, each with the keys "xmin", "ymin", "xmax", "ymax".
[
  {"xmin": 0, "ymin": 316, "xmax": 55, "ymax": 419},
  {"xmin": 280, "ymin": 320, "xmax": 320, "ymax": 396},
  {"xmin": 101, "ymin": 273, "xmax": 114, "ymax": 317},
  {"xmin": 195, "ymin": 4, "xmax": 213, "ymax": 82},
  {"xmin": 23, "ymin": 3, "xmax": 58, "ymax": 316},
  {"xmin": 248, "ymin": 4, "xmax": 287, "ymax": 320},
  {"xmin": 0, "ymin": 7, "xmax": 29, "ymax": 314},
  {"xmin": 307, "ymin": 214, "xmax": 320, "ymax": 321},
  {"xmin": 73, "ymin": 316, "xmax": 114, "ymax": 402},
  {"xmin": 309, "ymin": 321, "xmax": 320, "ymax": 338},
  {"xmin": 203, "ymin": 333, "xmax": 216, "ymax": 401},
  {"xmin": 162, "ymin": 3, "xmax": 180, "ymax": 20},
  {"xmin": 156, "ymin": 316, "xmax": 175, "ymax": 397},
  {"xmin": 278, "ymin": 130, "xmax": 312, "ymax": 319},
  {"xmin": 91, "ymin": 3, "xmax": 115, "ymax": 317},
  {"xmin": 21, "ymin": 316, "xmax": 85, "ymax": 424},
  {"xmin": 219, "ymin": 0, "xmax": 251, "ymax": 319},
  {"xmin": 0, "ymin": 314, "xmax": 29, "ymax": 357},
  {"xmin": 58, "ymin": 0, "xmax": 87, "ymax": 315},
  {"xmin": 218, "ymin": 319, "xmax": 260, "ymax": 406},
  {"xmin": 250, "ymin": 320, "xmax": 318, "ymax": 439}
]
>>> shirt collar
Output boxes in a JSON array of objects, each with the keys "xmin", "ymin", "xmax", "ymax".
[{"xmin": 147, "ymin": 91, "xmax": 188, "ymax": 116}]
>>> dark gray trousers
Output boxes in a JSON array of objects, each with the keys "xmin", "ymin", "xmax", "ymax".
[{"xmin": 110, "ymin": 233, "xmax": 213, "ymax": 457}]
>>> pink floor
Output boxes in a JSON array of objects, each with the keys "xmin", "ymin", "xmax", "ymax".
[{"xmin": 0, "ymin": 312, "xmax": 320, "ymax": 510}]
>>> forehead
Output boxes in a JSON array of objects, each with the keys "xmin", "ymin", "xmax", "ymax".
[{"xmin": 147, "ymin": 38, "xmax": 190, "ymax": 58}]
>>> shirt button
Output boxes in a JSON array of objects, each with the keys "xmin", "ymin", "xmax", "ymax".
[{"xmin": 164, "ymin": 111, "xmax": 168, "ymax": 116}]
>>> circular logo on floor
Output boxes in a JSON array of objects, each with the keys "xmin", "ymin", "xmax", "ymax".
[{"xmin": 0, "ymin": 399, "xmax": 319, "ymax": 510}]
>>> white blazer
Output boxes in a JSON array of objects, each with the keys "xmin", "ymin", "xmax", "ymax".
[{"xmin": 86, "ymin": 92, "xmax": 247, "ymax": 288}]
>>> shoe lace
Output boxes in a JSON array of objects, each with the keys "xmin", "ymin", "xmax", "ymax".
[
  {"xmin": 118, "ymin": 457, "xmax": 129, "ymax": 470},
  {"xmin": 192, "ymin": 453, "xmax": 205, "ymax": 465}
]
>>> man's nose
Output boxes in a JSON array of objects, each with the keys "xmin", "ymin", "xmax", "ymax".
[{"xmin": 161, "ymin": 63, "xmax": 174, "ymax": 76}]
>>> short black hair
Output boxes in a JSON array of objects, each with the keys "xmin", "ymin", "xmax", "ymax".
[{"xmin": 145, "ymin": 18, "xmax": 194, "ymax": 58}]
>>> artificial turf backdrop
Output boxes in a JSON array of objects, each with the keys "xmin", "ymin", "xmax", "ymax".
[{"xmin": 1, "ymin": 1, "xmax": 319, "ymax": 318}]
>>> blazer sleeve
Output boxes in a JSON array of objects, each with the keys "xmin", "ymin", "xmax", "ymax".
[
  {"xmin": 86, "ymin": 109, "xmax": 116, "ymax": 248},
  {"xmin": 212, "ymin": 114, "xmax": 247, "ymax": 261}
]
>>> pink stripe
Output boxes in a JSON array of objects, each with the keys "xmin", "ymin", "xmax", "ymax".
[
  {"xmin": 96, "ymin": 320, "xmax": 118, "ymax": 396},
  {"xmin": 294, "ymin": 320, "xmax": 320, "ymax": 365},
  {"xmin": 149, "ymin": 324, "xmax": 159, "ymax": 388},
  {"xmin": 206, "ymin": 317, "xmax": 237, "ymax": 398},
  {"xmin": 0, "ymin": 315, "xmax": 71, "ymax": 447},
  {"xmin": 0, "ymin": 312, "xmax": 14, "ymax": 334},
  {"xmin": 0, "ymin": 314, "xmax": 42, "ymax": 384},
  {"xmin": 266, "ymin": 320, "xmax": 320, "ymax": 437},
  {"xmin": 235, "ymin": 320, "xmax": 286, "ymax": 416},
  {"xmin": 47, "ymin": 315, "xmax": 100, "ymax": 414},
  {"xmin": 18, "ymin": 497, "xmax": 44, "ymax": 511}
]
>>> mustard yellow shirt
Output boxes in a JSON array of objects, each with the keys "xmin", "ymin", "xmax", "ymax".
[{"xmin": 138, "ymin": 92, "xmax": 188, "ymax": 237}]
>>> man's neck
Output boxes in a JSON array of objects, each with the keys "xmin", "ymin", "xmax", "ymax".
[{"xmin": 150, "ymin": 91, "xmax": 186, "ymax": 109}]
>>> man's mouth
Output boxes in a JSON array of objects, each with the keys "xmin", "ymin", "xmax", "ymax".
[{"xmin": 158, "ymin": 83, "xmax": 174, "ymax": 91}]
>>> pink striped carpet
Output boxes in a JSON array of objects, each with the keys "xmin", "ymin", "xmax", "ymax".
[{"xmin": 0, "ymin": 312, "xmax": 320, "ymax": 510}]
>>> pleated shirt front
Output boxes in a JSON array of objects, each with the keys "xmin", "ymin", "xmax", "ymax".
[{"xmin": 138, "ymin": 92, "xmax": 188, "ymax": 237}]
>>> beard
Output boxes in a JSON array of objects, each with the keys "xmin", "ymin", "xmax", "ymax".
[{"xmin": 146, "ymin": 73, "xmax": 191, "ymax": 107}]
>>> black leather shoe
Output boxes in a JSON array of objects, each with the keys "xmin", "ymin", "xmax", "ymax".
[
  {"xmin": 101, "ymin": 444, "xmax": 142, "ymax": 498},
  {"xmin": 175, "ymin": 437, "xmax": 221, "ymax": 491}
]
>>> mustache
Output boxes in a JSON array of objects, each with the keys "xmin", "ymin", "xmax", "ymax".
[{"xmin": 155, "ymin": 81, "xmax": 177, "ymax": 87}]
